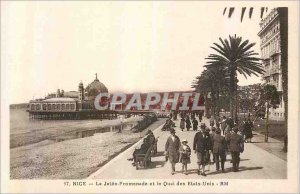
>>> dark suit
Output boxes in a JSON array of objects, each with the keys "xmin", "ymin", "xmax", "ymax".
[
  {"xmin": 193, "ymin": 131, "xmax": 206, "ymax": 152},
  {"xmin": 212, "ymin": 134, "xmax": 226, "ymax": 171},
  {"xmin": 229, "ymin": 132, "xmax": 244, "ymax": 171},
  {"xmin": 192, "ymin": 119, "xmax": 198, "ymax": 131},
  {"xmin": 165, "ymin": 135, "xmax": 181, "ymax": 164},
  {"xmin": 193, "ymin": 131, "xmax": 208, "ymax": 165}
]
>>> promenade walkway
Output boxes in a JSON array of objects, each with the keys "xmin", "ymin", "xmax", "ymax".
[{"xmin": 89, "ymin": 117, "xmax": 287, "ymax": 179}]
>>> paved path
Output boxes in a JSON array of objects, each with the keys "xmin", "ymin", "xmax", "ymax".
[{"xmin": 89, "ymin": 118, "xmax": 286, "ymax": 179}]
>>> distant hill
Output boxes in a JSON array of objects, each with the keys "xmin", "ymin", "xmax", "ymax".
[{"xmin": 10, "ymin": 103, "xmax": 29, "ymax": 109}]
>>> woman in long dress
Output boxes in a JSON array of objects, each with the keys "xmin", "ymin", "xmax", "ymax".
[
  {"xmin": 185, "ymin": 116, "xmax": 191, "ymax": 131},
  {"xmin": 180, "ymin": 118, "xmax": 185, "ymax": 131}
]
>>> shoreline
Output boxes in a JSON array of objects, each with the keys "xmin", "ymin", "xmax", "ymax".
[{"xmin": 10, "ymin": 115, "xmax": 143, "ymax": 148}]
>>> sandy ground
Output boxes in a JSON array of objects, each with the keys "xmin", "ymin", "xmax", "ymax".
[{"xmin": 10, "ymin": 118, "xmax": 166, "ymax": 179}]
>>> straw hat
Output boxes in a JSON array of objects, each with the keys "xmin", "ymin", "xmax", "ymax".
[{"xmin": 182, "ymin": 139, "xmax": 188, "ymax": 143}]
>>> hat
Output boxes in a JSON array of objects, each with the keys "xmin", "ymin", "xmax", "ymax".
[
  {"xmin": 182, "ymin": 139, "xmax": 188, "ymax": 143},
  {"xmin": 200, "ymin": 123, "xmax": 206, "ymax": 129},
  {"xmin": 211, "ymin": 127, "xmax": 216, "ymax": 131},
  {"xmin": 170, "ymin": 128, "xmax": 176, "ymax": 134},
  {"xmin": 216, "ymin": 129, "xmax": 221, "ymax": 134},
  {"xmin": 147, "ymin": 130, "xmax": 153, "ymax": 135}
]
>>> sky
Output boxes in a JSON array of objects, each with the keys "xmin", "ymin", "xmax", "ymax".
[{"xmin": 2, "ymin": 1, "xmax": 271, "ymax": 104}]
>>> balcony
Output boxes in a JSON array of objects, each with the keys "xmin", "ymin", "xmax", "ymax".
[
  {"xmin": 270, "ymin": 49, "xmax": 281, "ymax": 57},
  {"xmin": 270, "ymin": 67, "xmax": 280, "ymax": 75}
]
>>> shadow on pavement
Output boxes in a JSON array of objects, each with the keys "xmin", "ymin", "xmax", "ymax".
[
  {"xmin": 152, "ymin": 151, "xmax": 165, "ymax": 157},
  {"xmin": 135, "ymin": 161, "xmax": 166, "ymax": 170},
  {"xmin": 238, "ymin": 166, "xmax": 263, "ymax": 172},
  {"xmin": 175, "ymin": 169, "xmax": 199, "ymax": 175},
  {"xmin": 205, "ymin": 166, "xmax": 263, "ymax": 175},
  {"xmin": 225, "ymin": 158, "xmax": 250, "ymax": 162}
]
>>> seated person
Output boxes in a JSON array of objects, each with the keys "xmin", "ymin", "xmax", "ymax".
[
  {"xmin": 129, "ymin": 138, "xmax": 151, "ymax": 166},
  {"xmin": 146, "ymin": 130, "xmax": 156, "ymax": 145}
]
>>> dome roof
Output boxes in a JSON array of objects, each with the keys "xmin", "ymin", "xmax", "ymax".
[{"xmin": 85, "ymin": 74, "xmax": 108, "ymax": 98}]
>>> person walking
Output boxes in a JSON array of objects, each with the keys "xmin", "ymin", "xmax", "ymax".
[
  {"xmin": 179, "ymin": 139, "xmax": 191, "ymax": 175},
  {"xmin": 244, "ymin": 119, "xmax": 253, "ymax": 143},
  {"xmin": 229, "ymin": 127, "xmax": 244, "ymax": 172},
  {"xmin": 215, "ymin": 115, "xmax": 221, "ymax": 128},
  {"xmin": 212, "ymin": 129, "xmax": 226, "ymax": 172},
  {"xmin": 165, "ymin": 128, "xmax": 181, "ymax": 175},
  {"xmin": 193, "ymin": 123, "xmax": 208, "ymax": 176},
  {"xmin": 185, "ymin": 115, "xmax": 191, "ymax": 131},
  {"xmin": 204, "ymin": 128, "xmax": 213, "ymax": 165},
  {"xmin": 180, "ymin": 117, "xmax": 185, "ymax": 131},
  {"xmin": 192, "ymin": 117, "xmax": 198, "ymax": 131},
  {"xmin": 174, "ymin": 112, "xmax": 178, "ymax": 120},
  {"xmin": 198, "ymin": 112, "xmax": 203, "ymax": 122},
  {"xmin": 210, "ymin": 127, "xmax": 216, "ymax": 163},
  {"xmin": 225, "ymin": 128, "xmax": 233, "ymax": 163},
  {"xmin": 220, "ymin": 116, "xmax": 227, "ymax": 135},
  {"xmin": 210, "ymin": 117, "xmax": 215, "ymax": 128}
]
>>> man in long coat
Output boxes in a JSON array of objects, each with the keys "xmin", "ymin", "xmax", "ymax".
[
  {"xmin": 212, "ymin": 129, "xmax": 226, "ymax": 172},
  {"xmin": 165, "ymin": 128, "xmax": 181, "ymax": 175},
  {"xmin": 229, "ymin": 127, "xmax": 244, "ymax": 172},
  {"xmin": 192, "ymin": 117, "xmax": 198, "ymax": 131},
  {"xmin": 193, "ymin": 123, "xmax": 208, "ymax": 176}
]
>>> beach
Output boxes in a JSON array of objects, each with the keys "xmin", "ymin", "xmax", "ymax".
[{"xmin": 10, "ymin": 109, "xmax": 166, "ymax": 179}]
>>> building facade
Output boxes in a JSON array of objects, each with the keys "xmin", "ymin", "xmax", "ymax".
[
  {"xmin": 258, "ymin": 8, "xmax": 285, "ymax": 121},
  {"xmin": 28, "ymin": 74, "xmax": 113, "ymax": 120}
]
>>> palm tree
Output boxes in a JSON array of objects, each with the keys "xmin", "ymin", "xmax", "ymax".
[
  {"xmin": 205, "ymin": 63, "xmax": 230, "ymax": 116},
  {"xmin": 192, "ymin": 65, "xmax": 229, "ymax": 118},
  {"xmin": 192, "ymin": 70, "xmax": 214, "ymax": 117},
  {"xmin": 223, "ymin": 7, "xmax": 288, "ymax": 151},
  {"xmin": 205, "ymin": 35, "xmax": 264, "ymax": 121}
]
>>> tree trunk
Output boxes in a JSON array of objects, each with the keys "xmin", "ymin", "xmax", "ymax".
[
  {"xmin": 216, "ymin": 87, "xmax": 220, "ymax": 116},
  {"xmin": 229, "ymin": 70, "xmax": 235, "ymax": 119},
  {"xmin": 235, "ymin": 82, "xmax": 239, "ymax": 124},
  {"xmin": 211, "ymin": 90, "xmax": 216, "ymax": 118},
  {"xmin": 265, "ymin": 103, "xmax": 269, "ymax": 142}
]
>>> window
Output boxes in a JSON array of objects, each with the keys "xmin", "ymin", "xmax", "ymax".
[
  {"xmin": 57, "ymin": 104, "xmax": 61, "ymax": 110},
  {"xmin": 66, "ymin": 104, "xmax": 70, "ymax": 110},
  {"xmin": 52, "ymin": 104, "xmax": 56, "ymax": 110},
  {"xmin": 48, "ymin": 104, "xmax": 51, "ymax": 110},
  {"xmin": 36, "ymin": 104, "xmax": 41, "ymax": 110},
  {"xmin": 70, "ymin": 104, "xmax": 75, "ymax": 110},
  {"xmin": 61, "ymin": 104, "xmax": 65, "ymax": 110},
  {"xmin": 31, "ymin": 104, "xmax": 35, "ymax": 110},
  {"xmin": 42, "ymin": 104, "xmax": 47, "ymax": 110}
]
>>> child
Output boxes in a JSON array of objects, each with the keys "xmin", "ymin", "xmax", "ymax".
[{"xmin": 179, "ymin": 139, "xmax": 191, "ymax": 175}]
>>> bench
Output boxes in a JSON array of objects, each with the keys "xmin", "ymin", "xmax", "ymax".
[{"xmin": 134, "ymin": 145, "xmax": 153, "ymax": 170}]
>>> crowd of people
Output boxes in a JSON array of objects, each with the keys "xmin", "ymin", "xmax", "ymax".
[
  {"xmin": 164, "ymin": 112, "xmax": 254, "ymax": 176},
  {"xmin": 129, "ymin": 112, "xmax": 254, "ymax": 176}
]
